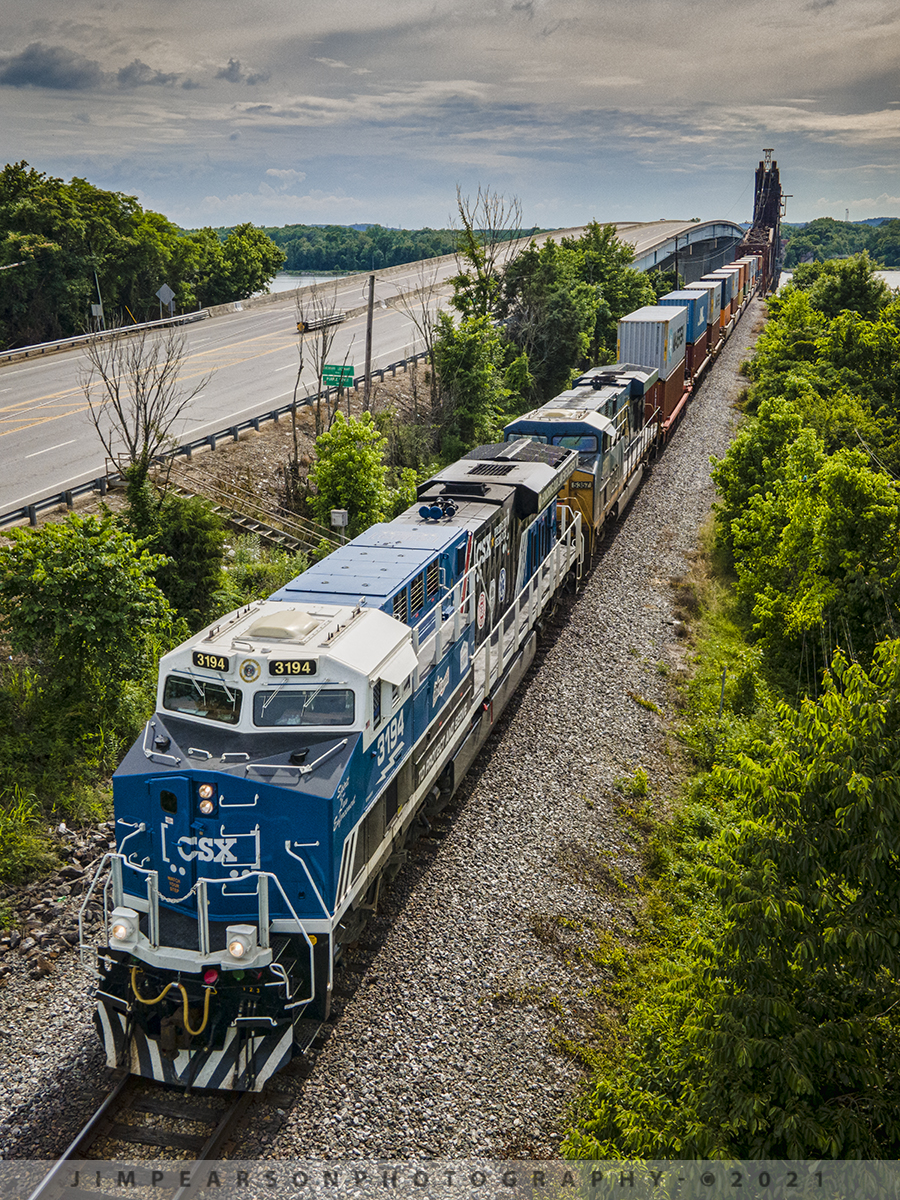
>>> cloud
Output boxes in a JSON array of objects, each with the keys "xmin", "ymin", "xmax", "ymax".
[
  {"xmin": 315, "ymin": 57, "xmax": 351, "ymax": 69},
  {"xmin": 117, "ymin": 59, "xmax": 179, "ymax": 89},
  {"xmin": 217, "ymin": 58, "xmax": 244, "ymax": 83},
  {"xmin": 216, "ymin": 57, "xmax": 268, "ymax": 85},
  {"xmin": 182, "ymin": 78, "xmax": 201, "ymax": 90},
  {"xmin": 266, "ymin": 168, "xmax": 307, "ymax": 188},
  {"xmin": 0, "ymin": 42, "xmax": 105, "ymax": 90}
]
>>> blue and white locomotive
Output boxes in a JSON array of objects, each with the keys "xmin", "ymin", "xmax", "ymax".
[{"xmin": 82, "ymin": 439, "xmax": 581, "ymax": 1090}]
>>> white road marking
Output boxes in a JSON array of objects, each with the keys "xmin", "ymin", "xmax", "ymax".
[{"xmin": 25, "ymin": 438, "xmax": 78, "ymax": 458}]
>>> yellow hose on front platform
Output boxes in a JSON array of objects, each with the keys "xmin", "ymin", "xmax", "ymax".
[
  {"xmin": 130, "ymin": 966, "xmax": 215, "ymax": 1035},
  {"xmin": 131, "ymin": 966, "xmax": 176, "ymax": 1005},
  {"xmin": 178, "ymin": 982, "xmax": 215, "ymax": 1036}
]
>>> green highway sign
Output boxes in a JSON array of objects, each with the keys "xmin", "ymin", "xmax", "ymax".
[{"xmin": 322, "ymin": 364, "xmax": 354, "ymax": 385}]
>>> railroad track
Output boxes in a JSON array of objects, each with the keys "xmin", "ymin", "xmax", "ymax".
[{"xmin": 25, "ymin": 1067, "xmax": 301, "ymax": 1200}]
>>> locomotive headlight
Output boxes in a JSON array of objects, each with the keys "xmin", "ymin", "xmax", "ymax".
[
  {"xmin": 225, "ymin": 924, "xmax": 256, "ymax": 962},
  {"xmin": 198, "ymin": 784, "xmax": 215, "ymax": 814},
  {"xmin": 199, "ymin": 797, "xmax": 215, "ymax": 815},
  {"xmin": 109, "ymin": 907, "xmax": 140, "ymax": 946}
]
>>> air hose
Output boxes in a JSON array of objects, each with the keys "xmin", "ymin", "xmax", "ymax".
[{"xmin": 130, "ymin": 966, "xmax": 216, "ymax": 1036}]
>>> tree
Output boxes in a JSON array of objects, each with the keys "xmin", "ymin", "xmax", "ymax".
[
  {"xmin": 449, "ymin": 185, "xmax": 526, "ymax": 319},
  {"xmin": 309, "ymin": 412, "xmax": 391, "ymax": 537},
  {"xmin": 296, "ymin": 283, "xmax": 354, "ymax": 435},
  {"xmin": 791, "ymin": 252, "xmax": 891, "ymax": 321},
  {"xmin": 699, "ymin": 642, "xmax": 900, "ymax": 1157},
  {"xmin": 216, "ymin": 222, "xmax": 286, "ymax": 302},
  {"xmin": 0, "ymin": 514, "xmax": 172, "ymax": 696},
  {"xmin": 867, "ymin": 218, "xmax": 900, "ymax": 268},
  {"xmin": 79, "ymin": 325, "xmax": 213, "ymax": 500},
  {"xmin": 499, "ymin": 239, "xmax": 600, "ymax": 401},
  {"xmin": 432, "ymin": 312, "xmax": 510, "ymax": 458},
  {"xmin": 125, "ymin": 486, "xmax": 228, "ymax": 631},
  {"xmin": 567, "ymin": 642, "xmax": 900, "ymax": 1161}
]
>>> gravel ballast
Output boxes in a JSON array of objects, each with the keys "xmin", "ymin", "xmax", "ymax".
[{"xmin": 0, "ymin": 300, "xmax": 762, "ymax": 1161}]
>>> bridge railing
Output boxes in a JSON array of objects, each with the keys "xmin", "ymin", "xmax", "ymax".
[
  {"xmin": 0, "ymin": 349, "xmax": 433, "ymax": 531},
  {"xmin": 0, "ymin": 311, "xmax": 210, "ymax": 367}
]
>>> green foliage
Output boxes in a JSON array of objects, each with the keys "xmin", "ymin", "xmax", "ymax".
[
  {"xmin": 432, "ymin": 312, "xmax": 510, "ymax": 453},
  {"xmin": 867, "ymin": 218, "xmax": 900, "ymax": 268},
  {"xmin": 0, "ymin": 785, "xmax": 57, "ymax": 884},
  {"xmin": 499, "ymin": 239, "xmax": 600, "ymax": 400},
  {"xmin": 260, "ymin": 223, "xmax": 460, "ymax": 273},
  {"xmin": 0, "ymin": 513, "xmax": 173, "ymax": 694},
  {"xmin": 152, "ymin": 493, "xmax": 229, "ymax": 629},
  {"xmin": 560, "ymin": 222, "xmax": 658, "ymax": 363},
  {"xmin": 791, "ymin": 252, "xmax": 892, "ymax": 321},
  {"xmin": 0, "ymin": 515, "xmax": 173, "ymax": 864},
  {"xmin": 121, "ymin": 481, "xmax": 228, "ymax": 629},
  {"xmin": 0, "ymin": 160, "xmax": 284, "ymax": 347},
  {"xmin": 196, "ymin": 222, "xmax": 286, "ymax": 306},
  {"xmin": 566, "ymin": 626, "xmax": 900, "ymax": 1160},
  {"xmin": 217, "ymin": 535, "xmax": 308, "ymax": 611},
  {"xmin": 783, "ymin": 217, "xmax": 870, "ymax": 268},
  {"xmin": 309, "ymin": 411, "xmax": 392, "ymax": 537}
]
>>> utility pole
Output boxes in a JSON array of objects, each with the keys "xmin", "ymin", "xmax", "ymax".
[{"xmin": 363, "ymin": 273, "xmax": 375, "ymax": 412}]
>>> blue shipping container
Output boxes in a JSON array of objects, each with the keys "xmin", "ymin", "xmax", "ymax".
[{"xmin": 658, "ymin": 290, "xmax": 709, "ymax": 344}]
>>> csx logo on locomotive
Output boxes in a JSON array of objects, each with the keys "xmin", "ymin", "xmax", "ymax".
[{"xmin": 176, "ymin": 834, "xmax": 239, "ymax": 864}]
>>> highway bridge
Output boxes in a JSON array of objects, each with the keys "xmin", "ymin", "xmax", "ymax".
[{"xmin": 0, "ymin": 218, "xmax": 746, "ymax": 522}]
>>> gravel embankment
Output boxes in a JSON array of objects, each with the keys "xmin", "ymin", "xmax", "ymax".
[
  {"xmin": 0, "ymin": 300, "xmax": 762, "ymax": 1161},
  {"xmin": 256, "ymin": 302, "xmax": 764, "ymax": 1159}
]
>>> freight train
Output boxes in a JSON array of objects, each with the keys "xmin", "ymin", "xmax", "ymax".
[{"xmin": 79, "ymin": 244, "xmax": 769, "ymax": 1091}]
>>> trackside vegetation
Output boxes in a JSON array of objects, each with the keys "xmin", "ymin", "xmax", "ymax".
[
  {"xmin": 564, "ymin": 253, "xmax": 900, "ymax": 1159},
  {"xmin": 0, "ymin": 503, "xmax": 307, "ymax": 882}
]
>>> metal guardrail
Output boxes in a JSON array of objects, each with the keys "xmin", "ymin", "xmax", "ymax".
[
  {"xmin": 0, "ymin": 349, "xmax": 432, "ymax": 531},
  {"xmin": 0, "ymin": 310, "xmax": 209, "ymax": 366}
]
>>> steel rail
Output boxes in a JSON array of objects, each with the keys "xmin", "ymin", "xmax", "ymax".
[{"xmin": 25, "ymin": 1075, "xmax": 255, "ymax": 1200}]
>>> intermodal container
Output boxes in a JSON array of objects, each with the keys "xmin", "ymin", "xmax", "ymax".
[
  {"xmin": 722, "ymin": 263, "xmax": 745, "ymax": 301},
  {"xmin": 737, "ymin": 255, "xmax": 760, "ymax": 289},
  {"xmin": 710, "ymin": 266, "xmax": 739, "ymax": 307},
  {"xmin": 658, "ymin": 290, "xmax": 709, "ymax": 345},
  {"xmin": 617, "ymin": 305, "xmax": 687, "ymax": 383},
  {"xmin": 727, "ymin": 261, "xmax": 749, "ymax": 299},
  {"xmin": 685, "ymin": 280, "xmax": 721, "ymax": 330},
  {"xmin": 704, "ymin": 271, "xmax": 735, "ymax": 321}
]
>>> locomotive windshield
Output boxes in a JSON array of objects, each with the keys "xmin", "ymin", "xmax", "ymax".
[
  {"xmin": 163, "ymin": 676, "xmax": 243, "ymax": 724},
  {"xmin": 253, "ymin": 687, "xmax": 355, "ymax": 727}
]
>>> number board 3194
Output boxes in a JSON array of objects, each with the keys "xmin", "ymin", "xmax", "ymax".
[
  {"xmin": 269, "ymin": 659, "xmax": 317, "ymax": 676},
  {"xmin": 192, "ymin": 651, "xmax": 230, "ymax": 672}
]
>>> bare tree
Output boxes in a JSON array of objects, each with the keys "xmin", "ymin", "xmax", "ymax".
[
  {"xmin": 79, "ymin": 325, "xmax": 213, "ymax": 495},
  {"xmin": 391, "ymin": 260, "xmax": 447, "ymax": 421},
  {"xmin": 450, "ymin": 184, "xmax": 526, "ymax": 318},
  {"xmin": 296, "ymin": 283, "xmax": 353, "ymax": 436}
]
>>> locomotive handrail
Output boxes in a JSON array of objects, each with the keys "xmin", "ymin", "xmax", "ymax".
[{"xmin": 85, "ymin": 852, "xmax": 317, "ymax": 1000}]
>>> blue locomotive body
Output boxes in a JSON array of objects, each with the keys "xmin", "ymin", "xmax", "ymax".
[{"xmin": 83, "ymin": 439, "xmax": 582, "ymax": 1090}]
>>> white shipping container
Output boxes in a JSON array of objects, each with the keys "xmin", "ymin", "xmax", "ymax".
[
  {"xmin": 617, "ymin": 305, "xmax": 687, "ymax": 382},
  {"xmin": 685, "ymin": 280, "xmax": 722, "ymax": 325}
]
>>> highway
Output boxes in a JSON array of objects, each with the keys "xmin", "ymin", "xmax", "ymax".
[
  {"xmin": 0, "ymin": 219, "xmax": 740, "ymax": 517},
  {"xmin": 0, "ymin": 280, "xmax": 440, "ymax": 515}
]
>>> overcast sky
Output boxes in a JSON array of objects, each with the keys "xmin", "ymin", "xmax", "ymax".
[{"xmin": 1, "ymin": 0, "xmax": 898, "ymax": 231}]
